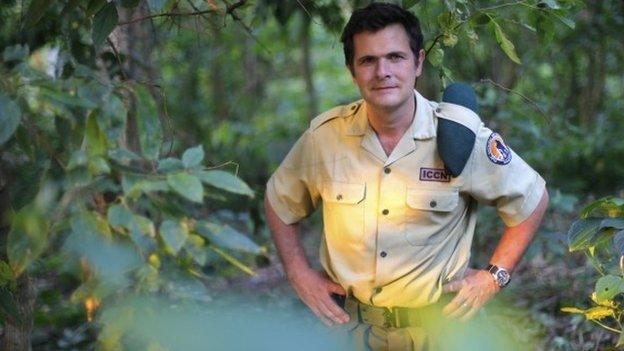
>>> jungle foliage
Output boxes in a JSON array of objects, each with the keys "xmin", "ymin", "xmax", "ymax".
[{"xmin": 0, "ymin": 0, "xmax": 623, "ymax": 349}]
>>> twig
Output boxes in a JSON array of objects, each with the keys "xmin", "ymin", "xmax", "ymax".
[
  {"xmin": 106, "ymin": 38, "xmax": 128, "ymax": 81},
  {"xmin": 295, "ymin": 0, "xmax": 321, "ymax": 25},
  {"xmin": 480, "ymin": 78, "xmax": 552, "ymax": 124},
  {"xmin": 118, "ymin": 9, "xmax": 217, "ymax": 26}
]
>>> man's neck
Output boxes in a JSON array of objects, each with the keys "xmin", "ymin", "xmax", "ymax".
[{"xmin": 366, "ymin": 96, "xmax": 416, "ymax": 139}]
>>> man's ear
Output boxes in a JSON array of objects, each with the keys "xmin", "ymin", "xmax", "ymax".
[{"xmin": 415, "ymin": 49, "xmax": 425, "ymax": 77}]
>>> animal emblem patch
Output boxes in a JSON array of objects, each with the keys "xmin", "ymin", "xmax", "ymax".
[
  {"xmin": 419, "ymin": 168, "xmax": 451, "ymax": 182},
  {"xmin": 486, "ymin": 133, "xmax": 512, "ymax": 165}
]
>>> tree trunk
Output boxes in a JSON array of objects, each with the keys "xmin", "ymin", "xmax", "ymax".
[
  {"xmin": 1, "ymin": 276, "xmax": 35, "ymax": 351},
  {"xmin": 300, "ymin": 15, "xmax": 318, "ymax": 121}
]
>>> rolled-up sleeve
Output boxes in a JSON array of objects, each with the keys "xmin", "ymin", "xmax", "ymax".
[
  {"xmin": 465, "ymin": 125, "xmax": 546, "ymax": 227},
  {"xmin": 266, "ymin": 130, "xmax": 321, "ymax": 225}
]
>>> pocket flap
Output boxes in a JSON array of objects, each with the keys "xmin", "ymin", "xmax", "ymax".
[
  {"xmin": 406, "ymin": 188, "xmax": 458, "ymax": 212},
  {"xmin": 322, "ymin": 182, "xmax": 366, "ymax": 204}
]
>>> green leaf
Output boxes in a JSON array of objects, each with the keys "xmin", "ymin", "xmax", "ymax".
[
  {"xmin": 595, "ymin": 275, "xmax": 624, "ymax": 303},
  {"xmin": 185, "ymin": 234, "xmax": 207, "ymax": 266},
  {"xmin": 7, "ymin": 205, "xmax": 50, "ymax": 277},
  {"xmin": 108, "ymin": 205, "xmax": 134, "ymax": 228},
  {"xmin": 135, "ymin": 86, "xmax": 163, "ymax": 160},
  {"xmin": 581, "ymin": 197, "xmax": 624, "ymax": 218},
  {"xmin": 159, "ymin": 220, "xmax": 189, "ymax": 255},
  {"xmin": 122, "ymin": 175, "xmax": 170, "ymax": 199},
  {"xmin": 491, "ymin": 21, "xmax": 521, "ymax": 64},
  {"xmin": 208, "ymin": 245, "xmax": 255, "ymax": 276},
  {"xmin": 402, "ymin": 0, "xmax": 420, "ymax": 9},
  {"xmin": 24, "ymin": 0, "xmax": 53, "ymax": 27},
  {"xmin": 182, "ymin": 145, "xmax": 205, "ymax": 168},
  {"xmin": 3, "ymin": 44, "xmax": 29, "ymax": 62},
  {"xmin": 193, "ymin": 170, "xmax": 254, "ymax": 198},
  {"xmin": 84, "ymin": 111, "xmax": 107, "ymax": 157},
  {"xmin": 157, "ymin": 158, "xmax": 184, "ymax": 173},
  {"xmin": 427, "ymin": 46, "xmax": 444, "ymax": 67},
  {"xmin": 108, "ymin": 148, "xmax": 141, "ymax": 166},
  {"xmin": 0, "ymin": 261, "xmax": 14, "ymax": 287},
  {"xmin": 0, "ymin": 93, "xmax": 22, "ymax": 146},
  {"xmin": 86, "ymin": 0, "xmax": 107, "ymax": 16},
  {"xmin": 166, "ymin": 173, "xmax": 204, "ymax": 203},
  {"xmin": 196, "ymin": 221, "xmax": 261, "ymax": 254},
  {"xmin": 92, "ymin": 2, "xmax": 118, "ymax": 47},
  {"xmin": 67, "ymin": 150, "xmax": 88, "ymax": 170},
  {"xmin": 613, "ymin": 230, "xmax": 624, "ymax": 255},
  {"xmin": 568, "ymin": 218, "xmax": 624, "ymax": 251},
  {"xmin": 88, "ymin": 156, "xmax": 111, "ymax": 175}
]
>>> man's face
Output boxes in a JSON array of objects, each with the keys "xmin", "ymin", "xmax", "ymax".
[{"xmin": 350, "ymin": 24, "xmax": 424, "ymax": 112}]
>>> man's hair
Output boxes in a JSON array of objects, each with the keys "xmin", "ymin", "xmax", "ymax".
[{"xmin": 340, "ymin": 2, "xmax": 424, "ymax": 69}]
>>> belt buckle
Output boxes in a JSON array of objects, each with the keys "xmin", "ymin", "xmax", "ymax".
[{"xmin": 383, "ymin": 308, "xmax": 397, "ymax": 328}]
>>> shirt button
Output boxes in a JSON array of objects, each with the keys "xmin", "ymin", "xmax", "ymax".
[
  {"xmin": 336, "ymin": 194, "xmax": 343, "ymax": 201},
  {"xmin": 429, "ymin": 200, "xmax": 437, "ymax": 208},
  {"xmin": 435, "ymin": 107, "xmax": 442, "ymax": 113},
  {"xmin": 380, "ymin": 251, "xmax": 387, "ymax": 258},
  {"xmin": 384, "ymin": 167, "xmax": 391, "ymax": 174},
  {"xmin": 375, "ymin": 287, "xmax": 383, "ymax": 294},
  {"xmin": 382, "ymin": 209, "xmax": 389, "ymax": 215}
]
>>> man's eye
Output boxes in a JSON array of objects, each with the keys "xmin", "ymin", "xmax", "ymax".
[
  {"xmin": 388, "ymin": 54, "xmax": 404, "ymax": 61},
  {"xmin": 360, "ymin": 57, "xmax": 374, "ymax": 65}
]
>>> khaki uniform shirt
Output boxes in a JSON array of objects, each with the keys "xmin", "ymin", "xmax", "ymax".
[{"xmin": 267, "ymin": 90, "xmax": 546, "ymax": 308}]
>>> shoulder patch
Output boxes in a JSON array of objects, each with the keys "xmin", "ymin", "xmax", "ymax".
[
  {"xmin": 310, "ymin": 101, "xmax": 362, "ymax": 130},
  {"xmin": 486, "ymin": 133, "xmax": 512, "ymax": 165}
]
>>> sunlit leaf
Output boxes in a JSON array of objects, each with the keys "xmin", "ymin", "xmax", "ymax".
[
  {"xmin": 167, "ymin": 173, "xmax": 203, "ymax": 203},
  {"xmin": 84, "ymin": 111, "xmax": 107, "ymax": 157},
  {"xmin": 584, "ymin": 306, "xmax": 614, "ymax": 321},
  {"xmin": 193, "ymin": 170, "xmax": 254, "ymax": 198},
  {"xmin": 160, "ymin": 220, "xmax": 189, "ymax": 255},
  {"xmin": 595, "ymin": 275, "xmax": 624, "ymax": 303},
  {"xmin": 0, "ymin": 93, "xmax": 22, "ymax": 146},
  {"xmin": 491, "ymin": 20, "xmax": 521, "ymax": 64},
  {"xmin": 182, "ymin": 145, "xmax": 205, "ymax": 168},
  {"xmin": 560, "ymin": 307, "xmax": 585, "ymax": 314},
  {"xmin": 92, "ymin": 2, "xmax": 118, "ymax": 47}
]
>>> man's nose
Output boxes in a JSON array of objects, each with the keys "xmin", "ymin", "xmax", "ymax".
[{"xmin": 375, "ymin": 59, "xmax": 391, "ymax": 79}]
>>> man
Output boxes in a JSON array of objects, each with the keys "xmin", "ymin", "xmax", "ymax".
[{"xmin": 265, "ymin": 2, "xmax": 548, "ymax": 350}]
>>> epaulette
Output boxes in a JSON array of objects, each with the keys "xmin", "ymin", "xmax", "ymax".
[
  {"xmin": 435, "ymin": 83, "xmax": 481, "ymax": 177},
  {"xmin": 310, "ymin": 100, "xmax": 363, "ymax": 130}
]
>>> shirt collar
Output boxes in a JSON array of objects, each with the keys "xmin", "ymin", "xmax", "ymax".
[{"xmin": 345, "ymin": 90, "xmax": 437, "ymax": 139}]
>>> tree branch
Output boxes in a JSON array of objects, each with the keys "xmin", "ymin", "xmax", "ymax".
[{"xmin": 480, "ymin": 78, "xmax": 552, "ymax": 124}]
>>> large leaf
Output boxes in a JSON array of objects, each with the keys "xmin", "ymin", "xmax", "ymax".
[
  {"xmin": 157, "ymin": 158, "xmax": 185, "ymax": 173},
  {"xmin": 92, "ymin": 2, "xmax": 118, "ymax": 47},
  {"xmin": 108, "ymin": 204, "xmax": 135, "ymax": 229},
  {"xmin": 167, "ymin": 173, "xmax": 203, "ymax": 203},
  {"xmin": 24, "ymin": 0, "xmax": 53, "ymax": 27},
  {"xmin": 84, "ymin": 111, "xmax": 107, "ymax": 157},
  {"xmin": 122, "ymin": 174, "xmax": 170, "ymax": 199},
  {"xmin": 595, "ymin": 275, "xmax": 624, "ymax": 303},
  {"xmin": 0, "ymin": 93, "xmax": 22, "ymax": 146},
  {"xmin": 194, "ymin": 170, "xmax": 254, "ymax": 198},
  {"xmin": 583, "ymin": 306, "xmax": 614, "ymax": 321},
  {"xmin": 491, "ymin": 20, "xmax": 521, "ymax": 64},
  {"xmin": 185, "ymin": 234, "xmax": 207, "ymax": 266},
  {"xmin": 7, "ymin": 205, "xmax": 50, "ymax": 277},
  {"xmin": 567, "ymin": 218, "xmax": 624, "ymax": 252},
  {"xmin": 581, "ymin": 197, "xmax": 624, "ymax": 219},
  {"xmin": 135, "ymin": 86, "xmax": 163, "ymax": 160},
  {"xmin": 195, "ymin": 221, "xmax": 261, "ymax": 254},
  {"xmin": 182, "ymin": 145, "xmax": 204, "ymax": 168},
  {"xmin": 159, "ymin": 220, "xmax": 189, "ymax": 255}
]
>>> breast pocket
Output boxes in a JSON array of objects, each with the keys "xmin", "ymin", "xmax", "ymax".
[
  {"xmin": 404, "ymin": 187, "xmax": 459, "ymax": 246},
  {"xmin": 321, "ymin": 182, "xmax": 366, "ymax": 243}
]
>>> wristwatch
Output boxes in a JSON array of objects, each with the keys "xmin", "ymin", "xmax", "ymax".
[{"xmin": 486, "ymin": 264, "xmax": 511, "ymax": 288}]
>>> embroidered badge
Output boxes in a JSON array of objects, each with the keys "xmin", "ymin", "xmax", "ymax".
[
  {"xmin": 486, "ymin": 133, "xmax": 512, "ymax": 165},
  {"xmin": 419, "ymin": 168, "xmax": 452, "ymax": 182}
]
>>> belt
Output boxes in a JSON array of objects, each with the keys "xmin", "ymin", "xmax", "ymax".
[{"xmin": 345, "ymin": 297, "xmax": 440, "ymax": 329}]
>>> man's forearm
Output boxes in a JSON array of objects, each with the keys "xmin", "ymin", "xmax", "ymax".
[
  {"xmin": 264, "ymin": 196, "xmax": 310, "ymax": 280},
  {"xmin": 489, "ymin": 189, "xmax": 549, "ymax": 271}
]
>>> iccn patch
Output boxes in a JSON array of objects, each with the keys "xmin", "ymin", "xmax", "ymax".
[{"xmin": 486, "ymin": 133, "xmax": 512, "ymax": 165}]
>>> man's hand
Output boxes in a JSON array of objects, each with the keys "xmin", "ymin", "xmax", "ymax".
[
  {"xmin": 441, "ymin": 268, "xmax": 499, "ymax": 321},
  {"xmin": 290, "ymin": 268, "xmax": 350, "ymax": 326}
]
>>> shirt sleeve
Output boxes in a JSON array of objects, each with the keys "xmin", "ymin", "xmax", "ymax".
[
  {"xmin": 266, "ymin": 129, "xmax": 321, "ymax": 225},
  {"xmin": 464, "ymin": 124, "xmax": 546, "ymax": 227}
]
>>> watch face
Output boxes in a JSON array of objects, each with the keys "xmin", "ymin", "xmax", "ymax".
[{"xmin": 496, "ymin": 270, "xmax": 510, "ymax": 286}]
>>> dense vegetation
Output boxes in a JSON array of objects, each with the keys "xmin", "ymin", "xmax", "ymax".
[{"xmin": 1, "ymin": 0, "xmax": 623, "ymax": 350}]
